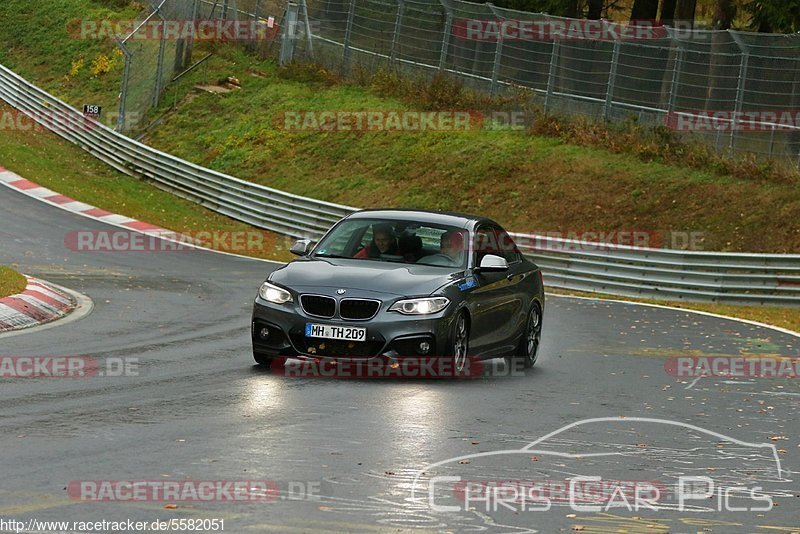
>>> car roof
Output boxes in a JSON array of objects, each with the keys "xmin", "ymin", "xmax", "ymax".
[{"xmin": 347, "ymin": 209, "xmax": 491, "ymax": 228}]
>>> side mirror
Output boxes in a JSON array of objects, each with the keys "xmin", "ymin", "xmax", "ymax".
[
  {"xmin": 290, "ymin": 239, "xmax": 314, "ymax": 256},
  {"xmin": 477, "ymin": 254, "xmax": 508, "ymax": 273}
]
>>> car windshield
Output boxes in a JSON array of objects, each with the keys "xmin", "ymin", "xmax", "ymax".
[{"xmin": 313, "ymin": 218, "xmax": 469, "ymax": 269}]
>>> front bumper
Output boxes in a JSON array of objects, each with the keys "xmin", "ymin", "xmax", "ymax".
[{"xmin": 251, "ymin": 295, "xmax": 455, "ymax": 361}]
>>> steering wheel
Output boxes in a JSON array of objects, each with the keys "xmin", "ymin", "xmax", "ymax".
[{"xmin": 417, "ymin": 254, "xmax": 456, "ymax": 266}]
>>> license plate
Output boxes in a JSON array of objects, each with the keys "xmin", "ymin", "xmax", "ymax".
[{"xmin": 305, "ymin": 323, "xmax": 366, "ymax": 341}]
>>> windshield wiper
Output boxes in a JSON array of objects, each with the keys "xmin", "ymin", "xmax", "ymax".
[{"xmin": 314, "ymin": 253, "xmax": 351, "ymax": 259}]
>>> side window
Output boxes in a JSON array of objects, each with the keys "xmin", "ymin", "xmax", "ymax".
[
  {"xmin": 495, "ymin": 228, "xmax": 521, "ymax": 263},
  {"xmin": 474, "ymin": 224, "xmax": 496, "ymax": 265}
]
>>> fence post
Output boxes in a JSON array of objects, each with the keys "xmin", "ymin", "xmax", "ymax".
[
  {"xmin": 667, "ymin": 35, "xmax": 683, "ymax": 113},
  {"xmin": 389, "ymin": 0, "xmax": 404, "ymax": 64},
  {"xmin": 300, "ymin": 0, "xmax": 314, "ymax": 57},
  {"xmin": 604, "ymin": 38, "xmax": 621, "ymax": 120},
  {"xmin": 116, "ymin": 43, "xmax": 132, "ymax": 132},
  {"xmin": 487, "ymin": 3, "xmax": 504, "ymax": 97},
  {"xmin": 730, "ymin": 31, "xmax": 749, "ymax": 158},
  {"xmin": 185, "ymin": 0, "xmax": 199, "ymax": 66},
  {"xmin": 280, "ymin": 2, "xmax": 300, "ymax": 65},
  {"xmin": 342, "ymin": 0, "xmax": 356, "ymax": 72},
  {"xmin": 153, "ymin": 16, "xmax": 167, "ymax": 107},
  {"xmin": 730, "ymin": 52, "xmax": 749, "ymax": 157},
  {"xmin": 544, "ymin": 36, "xmax": 560, "ymax": 114},
  {"xmin": 438, "ymin": 0, "xmax": 453, "ymax": 71}
]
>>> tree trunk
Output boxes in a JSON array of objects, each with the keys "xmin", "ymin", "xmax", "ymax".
[
  {"xmin": 712, "ymin": 0, "xmax": 736, "ymax": 30},
  {"xmin": 660, "ymin": 0, "xmax": 677, "ymax": 25},
  {"xmin": 587, "ymin": 0, "xmax": 603, "ymax": 19},
  {"xmin": 706, "ymin": 0, "xmax": 738, "ymax": 110},
  {"xmin": 675, "ymin": 0, "xmax": 697, "ymax": 28},
  {"xmin": 563, "ymin": 0, "xmax": 580, "ymax": 18},
  {"xmin": 630, "ymin": 0, "xmax": 660, "ymax": 22}
]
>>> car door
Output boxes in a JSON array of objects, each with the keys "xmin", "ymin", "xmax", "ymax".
[
  {"xmin": 493, "ymin": 226, "xmax": 529, "ymax": 347},
  {"xmin": 468, "ymin": 224, "xmax": 516, "ymax": 356}
]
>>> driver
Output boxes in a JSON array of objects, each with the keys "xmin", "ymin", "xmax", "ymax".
[
  {"xmin": 440, "ymin": 230, "xmax": 467, "ymax": 264},
  {"xmin": 355, "ymin": 224, "xmax": 398, "ymax": 258}
]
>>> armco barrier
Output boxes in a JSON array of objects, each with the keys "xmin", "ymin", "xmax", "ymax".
[{"xmin": 0, "ymin": 63, "xmax": 798, "ymax": 306}]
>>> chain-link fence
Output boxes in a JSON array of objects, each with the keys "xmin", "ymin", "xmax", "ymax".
[
  {"xmin": 293, "ymin": 0, "xmax": 800, "ymax": 167},
  {"xmin": 116, "ymin": 0, "xmax": 285, "ymax": 133}
]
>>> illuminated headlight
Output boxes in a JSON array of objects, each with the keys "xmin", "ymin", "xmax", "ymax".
[
  {"xmin": 258, "ymin": 282, "xmax": 293, "ymax": 304},
  {"xmin": 389, "ymin": 297, "xmax": 449, "ymax": 315}
]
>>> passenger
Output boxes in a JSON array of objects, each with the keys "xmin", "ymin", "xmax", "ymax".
[{"xmin": 354, "ymin": 224, "xmax": 398, "ymax": 258}]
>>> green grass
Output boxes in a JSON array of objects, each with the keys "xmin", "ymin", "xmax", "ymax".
[
  {"xmin": 0, "ymin": 266, "xmax": 27, "ymax": 298},
  {"xmin": 0, "ymin": 0, "xmax": 140, "ymax": 126}
]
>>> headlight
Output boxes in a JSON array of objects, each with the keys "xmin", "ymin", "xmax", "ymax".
[
  {"xmin": 389, "ymin": 297, "xmax": 449, "ymax": 315},
  {"xmin": 258, "ymin": 281, "xmax": 293, "ymax": 304}
]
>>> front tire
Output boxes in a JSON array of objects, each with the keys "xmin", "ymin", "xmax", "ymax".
[
  {"xmin": 515, "ymin": 303, "xmax": 542, "ymax": 369},
  {"xmin": 450, "ymin": 312, "xmax": 469, "ymax": 373}
]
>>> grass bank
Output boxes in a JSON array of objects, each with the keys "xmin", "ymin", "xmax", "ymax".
[
  {"xmin": 0, "ymin": 266, "xmax": 27, "ymax": 298},
  {"xmin": 142, "ymin": 45, "xmax": 800, "ymax": 253}
]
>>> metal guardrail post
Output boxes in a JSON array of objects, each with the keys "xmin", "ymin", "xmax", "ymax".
[
  {"xmin": 604, "ymin": 38, "xmax": 621, "ymax": 120},
  {"xmin": 487, "ymin": 3, "xmax": 504, "ymax": 97},
  {"xmin": 280, "ymin": 2, "xmax": 300, "ymax": 65},
  {"xmin": 389, "ymin": 0, "xmax": 404, "ymax": 64},
  {"xmin": 438, "ymin": 0, "xmax": 453, "ymax": 71}
]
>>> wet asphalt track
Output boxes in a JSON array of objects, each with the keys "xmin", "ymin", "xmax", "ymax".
[{"xmin": 1, "ymin": 185, "xmax": 799, "ymax": 533}]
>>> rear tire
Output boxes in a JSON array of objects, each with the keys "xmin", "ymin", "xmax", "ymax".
[{"xmin": 515, "ymin": 303, "xmax": 542, "ymax": 369}]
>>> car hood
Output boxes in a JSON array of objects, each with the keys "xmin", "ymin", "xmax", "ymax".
[{"xmin": 269, "ymin": 258, "xmax": 460, "ymax": 297}]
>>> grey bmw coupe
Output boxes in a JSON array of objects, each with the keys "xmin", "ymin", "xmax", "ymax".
[{"xmin": 251, "ymin": 209, "xmax": 544, "ymax": 374}]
